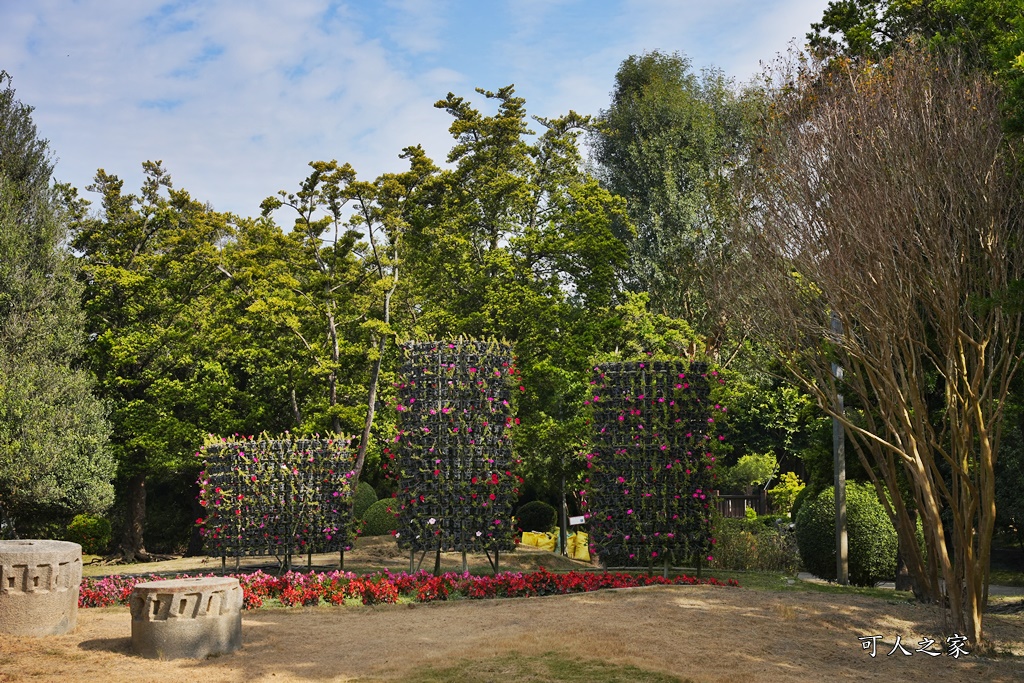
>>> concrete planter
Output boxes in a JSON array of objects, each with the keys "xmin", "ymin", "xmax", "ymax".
[{"xmin": 0, "ymin": 539, "xmax": 82, "ymax": 636}]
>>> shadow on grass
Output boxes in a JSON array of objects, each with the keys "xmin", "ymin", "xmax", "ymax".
[{"xmin": 78, "ymin": 636, "xmax": 132, "ymax": 654}]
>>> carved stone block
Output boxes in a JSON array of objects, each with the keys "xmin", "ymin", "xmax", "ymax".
[
  {"xmin": 0, "ymin": 540, "xmax": 82, "ymax": 636},
  {"xmin": 130, "ymin": 576, "xmax": 242, "ymax": 659}
]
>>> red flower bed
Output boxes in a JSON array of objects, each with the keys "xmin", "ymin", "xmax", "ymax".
[{"xmin": 79, "ymin": 567, "xmax": 738, "ymax": 610}]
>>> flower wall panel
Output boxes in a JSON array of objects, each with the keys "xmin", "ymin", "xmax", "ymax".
[
  {"xmin": 584, "ymin": 361, "xmax": 722, "ymax": 566},
  {"xmin": 391, "ymin": 340, "xmax": 520, "ymax": 553},
  {"xmin": 198, "ymin": 436, "xmax": 355, "ymax": 558}
]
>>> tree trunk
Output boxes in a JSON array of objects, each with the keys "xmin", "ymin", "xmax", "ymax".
[
  {"xmin": 120, "ymin": 473, "xmax": 151, "ymax": 562},
  {"xmin": 353, "ymin": 277, "xmax": 395, "ymax": 484},
  {"xmin": 353, "ymin": 335, "xmax": 385, "ymax": 482},
  {"xmin": 895, "ymin": 508, "xmax": 916, "ymax": 592},
  {"xmin": 327, "ymin": 308, "xmax": 342, "ymax": 434},
  {"xmin": 290, "ymin": 387, "xmax": 303, "ymax": 427}
]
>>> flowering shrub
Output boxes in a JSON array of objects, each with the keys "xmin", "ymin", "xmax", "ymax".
[
  {"xmin": 197, "ymin": 434, "xmax": 356, "ymax": 560},
  {"xmin": 584, "ymin": 361, "xmax": 725, "ymax": 567},
  {"xmin": 390, "ymin": 340, "xmax": 521, "ymax": 554},
  {"xmin": 346, "ymin": 576, "xmax": 400, "ymax": 605},
  {"xmin": 78, "ymin": 574, "xmax": 151, "ymax": 607},
  {"xmin": 78, "ymin": 567, "xmax": 737, "ymax": 609}
]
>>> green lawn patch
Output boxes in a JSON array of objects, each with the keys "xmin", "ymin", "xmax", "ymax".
[{"xmin": 399, "ymin": 651, "xmax": 694, "ymax": 683}]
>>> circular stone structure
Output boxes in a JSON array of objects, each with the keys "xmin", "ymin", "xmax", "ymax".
[
  {"xmin": 130, "ymin": 576, "xmax": 243, "ymax": 660},
  {"xmin": 0, "ymin": 539, "xmax": 82, "ymax": 636}
]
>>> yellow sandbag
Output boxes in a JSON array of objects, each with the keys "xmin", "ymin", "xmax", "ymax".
[
  {"xmin": 567, "ymin": 531, "xmax": 591, "ymax": 561},
  {"xmin": 521, "ymin": 531, "xmax": 545, "ymax": 547},
  {"xmin": 521, "ymin": 531, "xmax": 558, "ymax": 552},
  {"xmin": 536, "ymin": 532, "xmax": 556, "ymax": 552}
]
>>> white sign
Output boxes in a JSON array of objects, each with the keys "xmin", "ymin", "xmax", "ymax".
[{"xmin": 569, "ymin": 515, "xmax": 586, "ymax": 526}]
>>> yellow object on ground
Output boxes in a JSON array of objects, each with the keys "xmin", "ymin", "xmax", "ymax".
[
  {"xmin": 567, "ymin": 531, "xmax": 591, "ymax": 561},
  {"xmin": 520, "ymin": 531, "xmax": 556, "ymax": 551}
]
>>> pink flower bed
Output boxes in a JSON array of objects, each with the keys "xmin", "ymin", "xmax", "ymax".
[{"xmin": 79, "ymin": 568, "xmax": 739, "ymax": 610}]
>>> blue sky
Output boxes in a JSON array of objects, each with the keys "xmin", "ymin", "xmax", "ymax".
[{"xmin": 0, "ymin": 0, "xmax": 829, "ymax": 218}]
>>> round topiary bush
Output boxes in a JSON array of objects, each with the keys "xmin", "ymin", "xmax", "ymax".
[
  {"xmin": 516, "ymin": 500, "xmax": 557, "ymax": 532},
  {"xmin": 361, "ymin": 498, "xmax": 399, "ymax": 536},
  {"xmin": 351, "ymin": 481, "xmax": 378, "ymax": 521},
  {"xmin": 795, "ymin": 482, "xmax": 898, "ymax": 586},
  {"xmin": 64, "ymin": 514, "xmax": 112, "ymax": 555},
  {"xmin": 789, "ymin": 484, "xmax": 814, "ymax": 522}
]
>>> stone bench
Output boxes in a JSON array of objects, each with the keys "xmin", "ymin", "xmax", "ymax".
[
  {"xmin": 130, "ymin": 576, "xmax": 242, "ymax": 659},
  {"xmin": 0, "ymin": 539, "xmax": 82, "ymax": 636}
]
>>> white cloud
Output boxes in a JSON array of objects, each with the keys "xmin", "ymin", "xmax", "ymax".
[
  {"xmin": 0, "ymin": 0, "xmax": 831, "ymax": 217},
  {"xmin": 382, "ymin": 0, "xmax": 450, "ymax": 55}
]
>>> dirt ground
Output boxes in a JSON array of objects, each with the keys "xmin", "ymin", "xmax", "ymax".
[{"xmin": 3, "ymin": 539, "xmax": 1024, "ymax": 683}]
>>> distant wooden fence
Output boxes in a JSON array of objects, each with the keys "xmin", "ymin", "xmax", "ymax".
[{"xmin": 715, "ymin": 490, "xmax": 768, "ymax": 518}]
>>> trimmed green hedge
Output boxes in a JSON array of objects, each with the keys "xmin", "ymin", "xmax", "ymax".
[
  {"xmin": 361, "ymin": 498, "xmax": 400, "ymax": 537},
  {"xmin": 516, "ymin": 500, "xmax": 557, "ymax": 532},
  {"xmin": 352, "ymin": 481, "xmax": 378, "ymax": 521},
  {"xmin": 795, "ymin": 482, "xmax": 897, "ymax": 586},
  {"xmin": 65, "ymin": 514, "xmax": 112, "ymax": 555}
]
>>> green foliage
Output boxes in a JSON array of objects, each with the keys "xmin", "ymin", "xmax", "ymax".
[
  {"xmin": 807, "ymin": 0, "xmax": 1024, "ymax": 131},
  {"xmin": 710, "ymin": 516, "xmax": 800, "ymax": 573},
  {"xmin": 0, "ymin": 71, "xmax": 113, "ymax": 536},
  {"xmin": 790, "ymin": 484, "xmax": 813, "ymax": 522},
  {"xmin": 744, "ymin": 506, "xmax": 758, "ymax": 521},
  {"xmin": 591, "ymin": 292, "xmax": 699, "ymax": 364},
  {"xmin": 516, "ymin": 500, "xmax": 557, "ymax": 532},
  {"xmin": 72, "ymin": 162, "xmax": 247, "ymax": 557},
  {"xmin": 768, "ymin": 472, "xmax": 806, "ymax": 517},
  {"xmin": 361, "ymin": 498, "xmax": 399, "ymax": 537},
  {"xmin": 719, "ymin": 453, "xmax": 778, "ymax": 492},
  {"xmin": 995, "ymin": 394, "xmax": 1024, "ymax": 549},
  {"xmin": 404, "ymin": 86, "xmax": 630, "ymax": 502},
  {"xmin": 593, "ymin": 51, "xmax": 757, "ymax": 348},
  {"xmin": 711, "ymin": 362, "xmax": 824, "ymax": 472},
  {"xmin": 795, "ymin": 483, "xmax": 898, "ymax": 587},
  {"xmin": 352, "ymin": 481, "xmax": 378, "ymax": 521},
  {"xmin": 65, "ymin": 514, "xmax": 112, "ymax": 555}
]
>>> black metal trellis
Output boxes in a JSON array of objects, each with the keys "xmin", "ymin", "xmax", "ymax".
[
  {"xmin": 198, "ymin": 435, "xmax": 356, "ymax": 568},
  {"xmin": 391, "ymin": 340, "xmax": 519, "ymax": 566},
  {"xmin": 583, "ymin": 361, "xmax": 719, "ymax": 568}
]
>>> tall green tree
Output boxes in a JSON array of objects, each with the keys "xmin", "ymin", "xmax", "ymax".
[
  {"xmin": 593, "ymin": 52, "xmax": 755, "ymax": 355},
  {"xmin": 72, "ymin": 162, "xmax": 239, "ymax": 560},
  {"xmin": 0, "ymin": 70, "xmax": 114, "ymax": 537},
  {"xmin": 405, "ymin": 86, "xmax": 629, "ymax": 499},
  {"xmin": 245, "ymin": 148, "xmax": 435, "ymax": 482},
  {"xmin": 255, "ymin": 161, "xmax": 369, "ymax": 436}
]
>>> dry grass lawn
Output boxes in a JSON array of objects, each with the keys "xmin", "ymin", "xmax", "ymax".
[{"xmin": 2, "ymin": 539, "xmax": 1023, "ymax": 682}]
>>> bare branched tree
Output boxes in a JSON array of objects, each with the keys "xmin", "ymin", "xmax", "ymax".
[{"xmin": 735, "ymin": 47, "xmax": 1023, "ymax": 647}]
